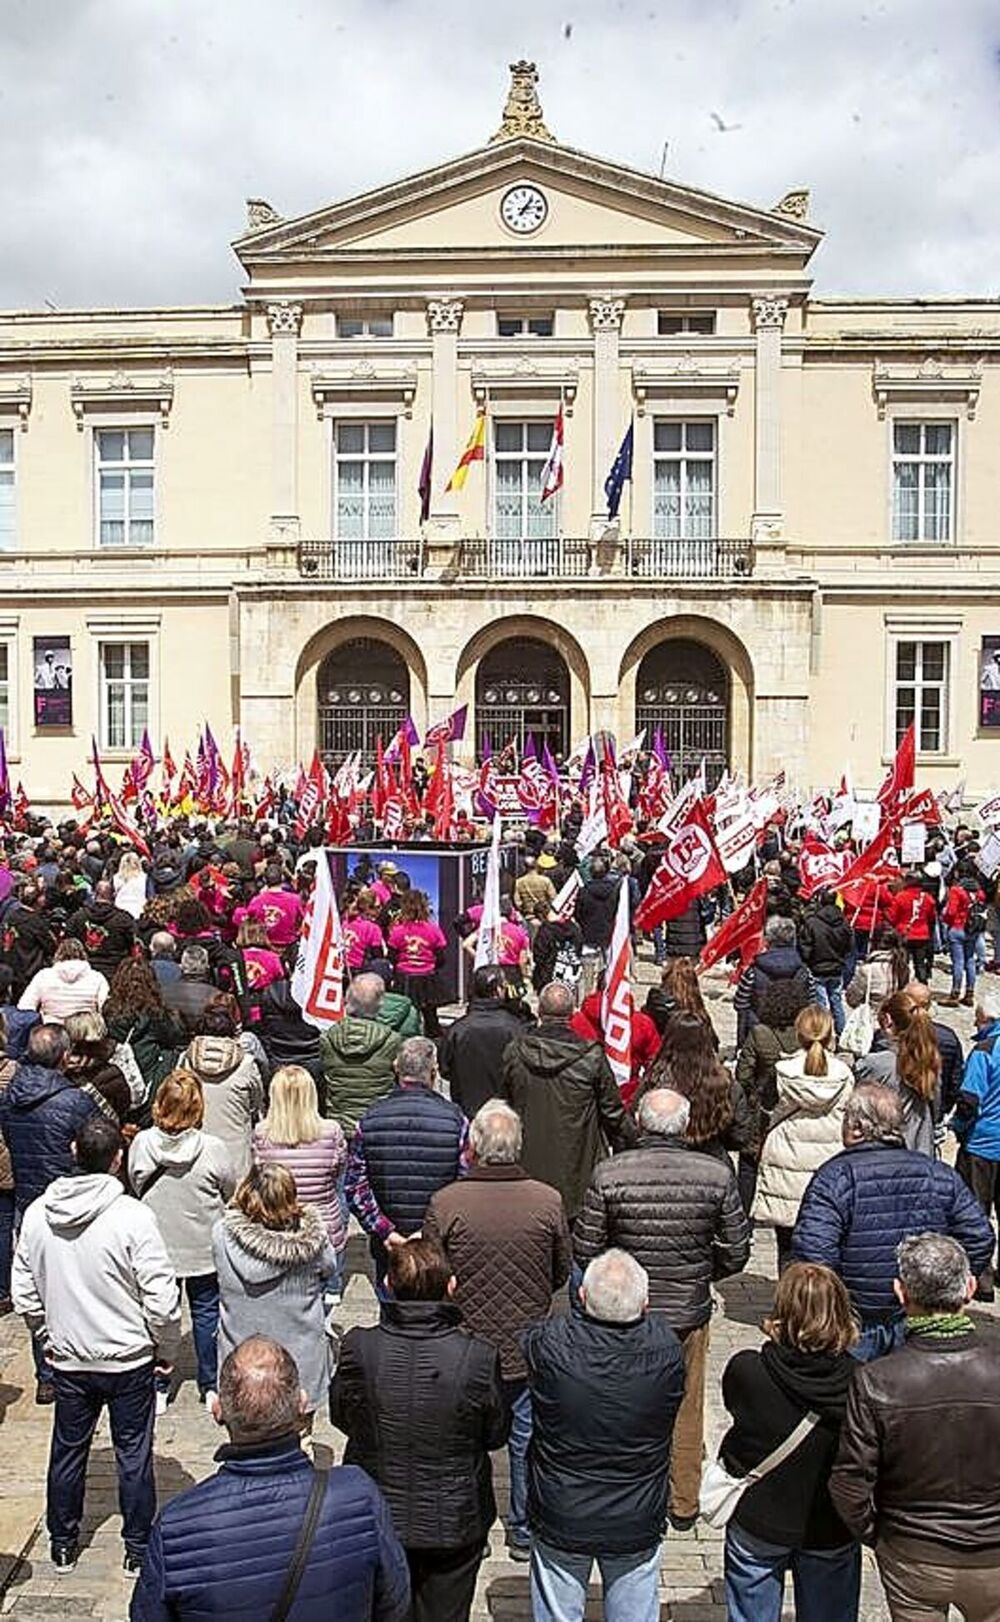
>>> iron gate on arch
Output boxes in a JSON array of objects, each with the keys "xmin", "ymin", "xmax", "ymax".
[
  {"xmin": 475, "ymin": 637, "xmax": 570, "ymax": 760},
  {"xmin": 635, "ymin": 638, "xmax": 729, "ymax": 789},
  {"xmin": 316, "ymin": 638, "xmax": 410, "ymax": 768}
]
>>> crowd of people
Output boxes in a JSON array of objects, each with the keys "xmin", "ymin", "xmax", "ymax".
[{"xmin": 1, "ymin": 804, "xmax": 999, "ymax": 1622}]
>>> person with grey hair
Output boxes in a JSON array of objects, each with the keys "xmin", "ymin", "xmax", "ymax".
[
  {"xmin": 346, "ymin": 1036, "xmax": 467, "ymax": 1298},
  {"xmin": 792, "ymin": 1083, "xmax": 994, "ymax": 1361},
  {"xmin": 160, "ymin": 943, "xmax": 215, "ymax": 1036},
  {"xmin": 319, "ymin": 971, "xmax": 402, "ymax": 1139},
  {"xmin": 733, "ymin": 914, "xmax": 817, "ymax": 1046},
  {"xmin": 147, "ymin": 931, "xmax": 181, "ymax": 991},
  {"xmin": 130, "ymin": 1336, "xmax": 410, "ymax": 1621},
  {"xmin": 424, "ymin": 1099, "xmax": 571, "ymax": 1560},
  {"xmin": 575, "ymin": 1086, "xmax": 749, "ymax": 1530},
  {"xmin": 830, "ymin": 1233, "xmax": 1000, "ymax": 1620},
  {"xmin": 522, "ymin": 1247, "xmax": 685, "ymax": 1620}
]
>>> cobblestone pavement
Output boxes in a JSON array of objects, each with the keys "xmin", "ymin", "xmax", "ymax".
[{"xmin": 0, "ymin": 955, "xmax": 988, "ymax": 1621}]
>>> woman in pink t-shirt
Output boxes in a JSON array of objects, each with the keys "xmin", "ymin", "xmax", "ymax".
[
  {"xmin": 387, "ymin": 889, "xmax": 448, "ymax": 1036},
  {"xmin": 342, "ymin": 889, "xmax": 387, "ymax": 973},
  {"xmin": 236, "ymin": 919, "xmax": 285, "ymax": 1011}
]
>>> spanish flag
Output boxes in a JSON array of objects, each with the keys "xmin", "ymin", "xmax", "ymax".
[{"xmin": 446, "ymin": 410, "xmax": 486, "ymax": 493}]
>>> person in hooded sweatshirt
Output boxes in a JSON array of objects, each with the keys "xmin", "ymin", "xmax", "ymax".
[
  {"xmin": 18, "ymin": 939, "xmax": 109, "ymax": 1026},
  {"xmin": 753, "ymin": 1007, "xmax": 854, "ymax": 1274},
  {"xmin": 12, "ymin": 1113, "xmax": 181, "ymax": 1574},
  {"xmin": 66, "ymin": 879, "xmax": 137, "ymax": 981},
  {"xmin": 181, "ymin": 1007, "xmax": 263, "ymax": 1181},
  {"xmin": 719, "ymin": 1262, "xmax": 861, "ymax": 1622},
  {"xmin": 319, "ymin": 973, "xmax": 402, "ymax": 1139}
]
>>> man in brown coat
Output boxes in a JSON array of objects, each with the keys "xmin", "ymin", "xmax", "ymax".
[{"xmin": 424, "ymin": 1098, "xmax": 571, "ymax": 1562}]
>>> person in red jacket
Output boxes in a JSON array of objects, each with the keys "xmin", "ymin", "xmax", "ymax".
[
  {"xmin": 940, "ymin": 870, "xmax": 986, "ymax": 1007},
  {"xmin": 570, "ymin": 988, "xmax": 661, "ymax": 1107},
  {"xmin": 887, "ymin": 873, "xmax": 938, "ymax": 985}
]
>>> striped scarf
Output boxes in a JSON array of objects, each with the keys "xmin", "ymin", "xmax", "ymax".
[{"xmin": 906, "ymin": 1312, "xmax": 974, "ymax": 1340}]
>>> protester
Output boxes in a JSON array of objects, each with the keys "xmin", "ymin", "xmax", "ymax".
[
  {"xmin": 574, "ymin": 1087, "xmax": 749, "ymax": 1529},
  {"xmin": 113, "ymin": 851, "xmax": 149, "ymax": 921},
  {"xmin": 855, "ymin": 991, "xmax": 938, "ymax": 1156},
  {"xmin": 720, "ymin": 1263, "xmax": 861, "ymax": 1622},
  {"xmin": 902, "ymin": 978, "xmax": 964, "ymax": 1114},
  {"xmin": 438, "ymin": 965, "xmax": 527, "ymax": 1118},
  {"xmin": 181, "ymin": 1007, "xmax": 263, "ymax": 1180},
  {"xmin": 0, "ymin": 1023, "xmax": 99, "ymax": 1221},
  {"xmin": 343, "ymin": 889, "xmax": 387, "ymax": 974},
  {"xmin": 753, "ymin": 1007, "xmax": 854, "ymax": 1271},
  {"xmin": 530, "ymin": 901, "xmax": 583, "ymax": 995},
  {"xmin": 147, "ymin": 932, "xmax": 181, "ymax": 989},
  {"xmin": 734, "ymin": 977, "xmax": 810, "ymax": 1213},
  {"xmin": 570, "ymin": 980, "xmax": 661, "ymax": 1107},
  {"xmin": 233, "ymin": 917, "xmax": 284, "ymax": 1002},
  {"xmin": 386, "ymin": 889, "xmax": 448, "ymax": 1038},
  {"xmin": 792, "ymin": 1084, "xmax": 993, "ymax": 1358},
  {"xmin": 952, "ymin": 975, "xmax": 1000, "ymax": 1299},
  {"xmin": 798, "ymin": 888, "xmax": 853, "ymax": 1035},
  {"xmin": 0, "ymin": 1014, "xmax": 16, "ymax": 1313},
  {"xmin": 245, "ymin": 863, "xmax": 305, "ymax": 950},
  {"xmin": 17, "ymin": 939, "xmax": 109, "ymax": 1025},
  {"xmin": 160, "ymin": 944, "xmax": 217, "ymax": 1037},
  {"xmin": 129, "ymin": 1069, "xmax": 236, "ymax": 1411},
  {"xmin": 12, "ymin": 1115, "xmax": 180, "ymax": 1572},
  {"xmin": 940, "ymin": 864, "xmax": 985, "ymax": 1006},
  {"xmin": 638, "ymin": 1010, "xmax": 752, "ymax": 1161},
  {"xmin": 513, "ymin": 854, "xmax": 556, "ymax": 922},
  {"xmin": 644, "ymin": 954, "xmax": 715, "ymax": 1041},
  {"xmin": 257, "ymin": 978, "xmax": 322, "ymax": 1079},
  {"xmin": 319, "ymin": 973, "xmax": 402, "ymax": 1137},
  {"xmin": 734, "ymin": 917, "xmax": 816, "ymax": 1046},
  {"xmin": 843, "ymin": 925, "xmax": 909, "ymax": 1009},
  {"xmin": 5, "ymin": 883, "xmax": 57, "ymax": 999},
  {"xmin": 523, "ymin": 1249, "xmax": 685, "ymax": 1622},
  {"xmin": 502, "ymin": 980, "xmax": 635, "ymax": 1223},
  {"xmin": 330, "ymin": 1236, "xmax": 508, "ymax": 1622},
  {"xmin": 887, "ymin": 871, "xmax": 938, "ymax": 984},
  {"xmin": 66, "ymin": 879, "xmax": 137, "ymax": 980},
  {"xmin": 63, "ymin": 1010, "xmax": 131, "ymax": 1125},
  {"xmin": 424, "ymin": 1099, "xmax": 571, "ymax": 1562},
  {"xmin": 830, "ymin": 1233, "xmax": 1000, "ymax": 1619},
  {"xmin": 103, "ymin": 958, "xmax": 184, "ymax": 1102},
  {"xmin": 131, "ymin": 1336, "xmax": 410, "ymax": 1622},
  {"xmin": 253, "ymin": 1063, "xmax": 347, "ymax": 1273}
]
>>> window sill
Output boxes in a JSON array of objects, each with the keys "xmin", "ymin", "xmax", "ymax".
[{"xmin": 880, "ymin": 754, "xmax": 961, "ymax": 768}]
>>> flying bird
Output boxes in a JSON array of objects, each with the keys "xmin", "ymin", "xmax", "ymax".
[
  {"xmin": 563, "ymin": 21, "xmax": 573, "ymax": 37},
  {"xmin": 710, "ymin": 111, "xmax": 743, "ymax": 132}
]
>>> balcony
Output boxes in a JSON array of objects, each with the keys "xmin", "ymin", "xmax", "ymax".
[{"xmin": 296, "ymin": 535, "xmax": 754, "ymax": 583}]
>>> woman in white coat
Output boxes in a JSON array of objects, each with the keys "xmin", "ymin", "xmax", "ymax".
[{"xmin": 753, "ymin": 1006, "xmax": 854, "ymax": 1274}]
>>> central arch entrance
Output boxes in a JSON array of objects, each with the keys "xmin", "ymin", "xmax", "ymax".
[
  {"xmin": 635, "ymin": 638, "xmax": 729, "ymax": 788},
  {"xmin": 476, "ymin": 638, "xmax": 570, "ymax": 758},
  {"xmin": 317, "ymin": 638, "xmax": 409, "ymax": 766}
]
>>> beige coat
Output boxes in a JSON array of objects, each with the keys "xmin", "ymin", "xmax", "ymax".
[{"xmin": 752, "ymin": 1051, "xmax": 854, "ymax": 1230}]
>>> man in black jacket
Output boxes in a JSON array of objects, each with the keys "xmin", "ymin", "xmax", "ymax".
[
  {"xmin": 830, "ymin": 1232, "xmax": 1000, "ymax": 1617},
  {"xmin": 574, "ymin": 1086, "xmax": 749, "ymax": 1530},
  {"xmin": 66, "ymin": 880, "xmax": 136, "ymax": 981},
  {"xmin": 438, "ymin": 966, "xmax": 528, "ymax": 1118},
  {"xmin": 524, "ymin": 1248, "xmax": 684, "ymax": 1620},
  {"xmin": 798, "ymin": 888, "xmax": 853, "ymax": 1036},
  {"xmin": 573, "ymin": 858, "xmax": 620, "ymax": 994},
  {"xmin": 3, "ymin": 884, "xmax": 57, "ymax": 999}
]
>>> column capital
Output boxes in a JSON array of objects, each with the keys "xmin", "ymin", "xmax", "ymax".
[
  {"xmin": 426, "ymin": 298, "xmax": 464, "ymax": 335},
  {"xmin": 751, "ymin": 295, "xmax": 789, "ymax": 332},
  {"xmin": 588, "ymin": 297, "xmax": 626, "ymax": 333},
  {"xmin": 266, "ymin": 301, "xmax": 303, "ymax": 337}
]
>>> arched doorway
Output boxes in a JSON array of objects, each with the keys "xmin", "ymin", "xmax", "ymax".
[
  {"xmin": 476, "ymin": 638, "xmax": 570, "ymax": 758},
  {"xmin": 317, "ymin": 638, "xmax": 409, "ymax": 766},
  {"xmin": 635, "ymin": 638, "xmax": 729, "ymax": 788}
]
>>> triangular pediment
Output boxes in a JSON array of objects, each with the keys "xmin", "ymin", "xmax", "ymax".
[{"xmin": 234, "ymin": 139, "xmax": 821, "ymax": 266}]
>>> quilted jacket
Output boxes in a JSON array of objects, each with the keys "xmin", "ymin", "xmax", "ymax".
[
  {"xmin": 318, "ymin": 1016, "xmax": 401, "ymax": 1135},
  {"xmin": 182, "ymin": 1036, "xmax": 264, "ymax": 1181},
  {"xmin": 792, "ymin": 1142, "xmax": 994, "ymax": 1318},
  {"xmin": 129, "ymin": 1436, "xmax": 410, "ymax": 1622},
  {"xmin": 0, "ymin": 1063, "xmax": 99, "ymax": 1213},
  {"xmin": 424, "ymin": 1164, "xmax": 572, "ymax": 1378},
  {"xmin": 752, "ymin": 1052, "xmax": 854, "ymax": 1229},
  {"xmin": 573, "ymin": 1135, "xmax": 750, "ymax": 1331}
]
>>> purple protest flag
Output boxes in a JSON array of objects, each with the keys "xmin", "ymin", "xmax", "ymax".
[
  {"xmin": 385, "ymin": 715, "xmax": 419, "ymax": 763},
  {"xmin": 579, "ymin": 740, "xmax": 596, "ymax": 793},
  {"xmin": 652, "ymin": 727, "xmax": 673, "ymax": 772},
  {"xmin": 418, "ymin": 427, "xmax": 434, "ymax": 524},
  {"xmin": 542, "ymin": 742, "xmax": 561, "ymax": 785},
  {"xmin": 424, "ymin": 704, "xmax": 468, "ymax": 748}
]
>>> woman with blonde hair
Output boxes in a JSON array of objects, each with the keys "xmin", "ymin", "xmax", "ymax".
[
  {"xmin": 213, "ymin": 1162, "xmax": 338, "ymax": 1434},
  {"xmin": 129, "ymin": 1069, "xmax": 236, "ymax": 1411},
  {"xmin": 855, "ymin": 990, "xmax": 939, "ymax": 1157},
  {"xmin": 113, "ymin": 849, "xmax": 149, "ymax": 921},
  {"xmin": 63, "ymin": 1009, "xmax": 130, "ymax": 1124},
  {"xmin": 753, "ymin": 1007, "xmax": 854, "ymax": 1272},
  {"xmin": 719, "ymin": 1262, "xmax": 860, "ymax": 1621},
  {"xmin": 645, "ymin": 954, "xmax": 717, "ymax": 1045},
  {"xmin": 253, "ymin": 1064, "xmax": 347, "ymax": 1264}
]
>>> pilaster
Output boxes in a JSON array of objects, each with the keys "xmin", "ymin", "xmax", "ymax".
[
  {"xmin": 588, "ymin": 297, "xmax": 625, "ymax": 539},
  {"xmin": 423, "ymin": 299, "xmax": 465, "ymax": 574},
  {"xmin": 750, "ymin": 295, "xmax": 788, "ymax": 545},
  {"xmin": 266, "ymin": 301, "xmax": 303, "ymax": 542}
]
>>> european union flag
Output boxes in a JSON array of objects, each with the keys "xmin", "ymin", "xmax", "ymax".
[{"xmin": 604, "ymin": 424, "xmax": 633, "ymax": 519}]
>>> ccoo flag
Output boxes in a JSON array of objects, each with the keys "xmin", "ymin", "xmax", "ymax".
[{"xmin": 604, "ymin": 424, "xmax": 633, "ymax": 519}]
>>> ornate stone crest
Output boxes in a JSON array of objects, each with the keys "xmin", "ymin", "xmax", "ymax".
[{"xmin": 490, "ymin": 61, "xmax": 555, "ymax": 144}]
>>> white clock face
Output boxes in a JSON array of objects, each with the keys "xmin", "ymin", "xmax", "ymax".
[{"xmin": 500, "ymin": 185, "xmax": 548, "ymax": 234}]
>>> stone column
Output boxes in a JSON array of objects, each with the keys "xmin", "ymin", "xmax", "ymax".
[
  {"xmin": 266, "ymin": 301, "xmax": 303, "ymax": 560},
  {"xmin": 588, "ymin": 297, "xmax": 625, "ymax": 540},
  {"xmin": 750, "ymin": 296, "xmax": 788, "ymax": 547},
  {"xmin": 424, "ymin": 298, "xmax": 464, "ymax": 547}
]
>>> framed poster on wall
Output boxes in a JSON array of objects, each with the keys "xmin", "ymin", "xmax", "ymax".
[
  {"xmin": 981, "ymin": 637, "xmax": 1000, "ymax": 730},
  {"xmin": 33, "ymin": 635, "xmax": 73, "ymax": 727}
]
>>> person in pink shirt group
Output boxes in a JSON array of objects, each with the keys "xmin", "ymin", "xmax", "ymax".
[
  {"xmin": 245, "ymin": 864, "xmax": 305, "ymax": 951},
  {"xmin": 497, "ymin": 897, "xmax": 531, "ymax": 994},
  {"xmin": 235, "ymin": 919, "xmax": 285, "ymax": 1011},
  {"xmin": 342, "ymin": 890, "xmax": 387, "ymax": 973},
  {"xmin": 387, "ymin": 889, "xmax": 448, "ymax": 1036}
]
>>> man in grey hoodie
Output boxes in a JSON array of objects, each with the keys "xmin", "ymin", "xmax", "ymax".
[{"xmin": 12, "ymin": 1115, "xmax": 180, "ymax": 1575}]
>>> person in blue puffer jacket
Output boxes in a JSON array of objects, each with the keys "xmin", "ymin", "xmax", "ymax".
[
  {"xmin": 792, "ymin": 1082, "xmax": 993, "ymax": 1361},
  {"xmin": 0, "ymin": 1024, "xmax": 98, "ymax": 1217},
  {"xmin": 131, "ymin": 1335, "xmax": 409, "ymax": 1622},
  {"xmin": 952, "ymin": 977, "xmax": 1000, "ymax": 1299}
]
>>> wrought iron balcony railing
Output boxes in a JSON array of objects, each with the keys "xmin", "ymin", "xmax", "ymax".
[
  {"xmin": 296, "ymin": 535, "xmax": 754, "ymax": 582},
  {"xmin": 298, "ymin": 537, "xmax": 424, "ymax": 580}
]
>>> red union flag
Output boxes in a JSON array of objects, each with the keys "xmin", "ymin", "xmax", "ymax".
[
  {"xmin": 291, "ymin": 851, "xmax": 345, "ymax": 1029},
  {"xmin": 634, "ymin": 801, "xmax": 727, "ymax": 931},
  {"xmin": 601, "ymin": 876, "xmax": 633, "ymax": 1100},
  {"xmin": 799, "ymin": 833, "xmax": 853, "ymax": 900},
  {"xmin": 699, "ymin": 877, "xmax": 769, "ymax": 975}
]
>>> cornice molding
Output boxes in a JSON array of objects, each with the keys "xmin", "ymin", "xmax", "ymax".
[
  {"xmin": 631, "ymin": 358, "xmax": 741, "ymax": 416},
  {"xmin": 872, "ymin": 357, "xmax": 983, "ymax": 420},
  {"xmin": 70, "ymin": 372, "xmax": 174, "ymax": 430},
  {"xmin": 310, "ymin": 360, "xmax": 419, "ymax": 419},
  {"xmin": 0, "ymin": 376, "xmax": 32, "ymax": 430}
]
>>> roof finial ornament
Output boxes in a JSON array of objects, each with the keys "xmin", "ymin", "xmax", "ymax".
[
  {"xmin": 490, "ymin": 60, "xmax": 555, "ymax": 144},
  {"xmin": 773, "ymin": 188, "xmax": 810, "ymax": 221},
  {"xmin": 246, "ymin": 198, "xmax": 281, "ymax": 231}
]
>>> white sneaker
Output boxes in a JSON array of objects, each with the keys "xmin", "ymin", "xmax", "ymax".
[
  {"xmin": 201, "ymin": 1389, "xmax": 218, "ymax": 1411},
  {"xmin": 155, "ymin": 1390, "xmax": 168, "ymax": 1418}
]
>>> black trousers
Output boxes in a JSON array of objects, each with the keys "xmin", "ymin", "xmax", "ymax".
[
  {"xmin": 956, "ymin": 1148, "xmax": 1000, "ymax": 1293},
  {"xmin": 910, "ymin": 940, "xmax": 934, "ymax": 983},
  {"xmin": 405, "ymin": 1539, "xmax": 485, "ymax": 1622},
  {"xmin": 48, "ymin": 1362, "xmax": 156, "ymax": 1555}
]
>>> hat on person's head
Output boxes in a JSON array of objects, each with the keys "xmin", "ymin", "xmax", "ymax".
[
  {"xmin": 378, "ymin": 861, "xmax": 398, "ymax": 876},
  {"xmin": 537, "ymin": 853, "xmax": 556, "ymax": 870}
]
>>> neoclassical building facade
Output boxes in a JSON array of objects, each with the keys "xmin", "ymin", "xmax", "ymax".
[{"xmin": 1, "ymin": 63, "xmax": 998, "ymax": 807}]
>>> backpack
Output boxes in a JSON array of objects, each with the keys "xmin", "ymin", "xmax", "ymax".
[
  {"xmin": 551, "ymin": 938, "xmax": 582, "ymax": 987},
  {"xmin": 967, "ymin": 901, "xmax": 988, "ymax": 937}
]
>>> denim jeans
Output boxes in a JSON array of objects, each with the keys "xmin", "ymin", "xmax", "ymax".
[
  {"xmin": 852, "ymin": 1315, "xmax": 905, "ymax": 1363},
  {"xmin": 947, "ymin": 927, "xmax": 977, "ymax": 996},
  {"xmin": 530, "ymin": 1539, "xmax": 661, "ymax": 1622},
  {"xmin": 502, "ymin": 1379, "xmax": 532, "ymax": 1548},
  {"xmin": 48, "ymin": 1362, "xmax": 157, "ymax": 1557},
  {"xmin": 724, "ymin": 1524, "xmax": 861, "ymax": 1622},
  {"xmin": 0, "ymin": 1187, "xmax": 14, "ymax": 1301},
  {"xmin": 185, "ymin": 1273, "xmax": 219, "ymax": 1396},
  {"xmin": 814, "ymin": 975, "xmax": 846, "ymax": 1036}
]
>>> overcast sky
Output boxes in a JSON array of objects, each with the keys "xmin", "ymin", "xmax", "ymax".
[{"xmin": 2, "ymin": 0, "xmax": 998, "ymax": 309}]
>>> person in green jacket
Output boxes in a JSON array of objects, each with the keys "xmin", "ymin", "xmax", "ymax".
[
  {"xmin": 319, "ymin": 973, "xmax": 403, "ymax": 1137},
  {"xmin": 367, "ymin": 965, "xmax": 422, "ymax": 1039}
]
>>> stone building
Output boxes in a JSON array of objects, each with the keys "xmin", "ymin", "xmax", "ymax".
[{"xmin": 1, "ymin": 61, "xmax": 998, "ymax": 807}]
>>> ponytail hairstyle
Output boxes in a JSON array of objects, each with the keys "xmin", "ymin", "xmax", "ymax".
[
  {"xmin": 796, "ymin": 1005, "xmax": 834, "ymax": 1077},
  {"xmin": 882, "ymin": 991, "xmax": 941, "ymax": 1103},
  {"xmin": 871, "ymin": 927, "xmax": 910, "ymax": 995}
]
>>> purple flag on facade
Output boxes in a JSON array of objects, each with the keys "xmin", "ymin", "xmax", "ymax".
[{"xmin": 418, "ymin": 427, "xmax": 434, "ymax": 525}]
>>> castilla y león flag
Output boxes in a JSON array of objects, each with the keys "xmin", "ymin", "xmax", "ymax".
[{"xmin": 634, "ymin": 800, "xmax": 727, "ymax": 931}]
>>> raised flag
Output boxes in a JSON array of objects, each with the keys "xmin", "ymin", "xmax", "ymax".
[
  {"xmin": 699, "ymin": 878, "xmax": 770, "ymax": 975},
  {"xmin": 291, "ymin": 852, "xmax": 346, "ymax": 1028},
  {"xmin": 424, "ymin": 705, "xmax": 468, "ymax": 749},
  {"xmin": 70, "ymin": 774, "xmax": 93, "ymax": 814},
  {"xmin": 133, "ymin": 729, "xmax": 155, "ymax": 792},
  {"xmin": 107, "ymin": 794, "xmax": 152, "ymax": 860},
  {"xmin": 161, "ymin": 738, "xmax": 176, "ymax": 783},
  {"xmin": 293, "ymin": 752, "xmax": 326, "ymax": 839},
  {"xmin": 799, "ymin": 832, "xmax": 853, "ymax": 899},
  {"xmin": 474, "ymin": 817, "xmax": 504, "ymax": 969},
  {"xmin": 634, "ymin": 800, "xmax": 727, "ymax": 931},
  {"xmin": 604, "ymin": 424, "xmax": 634, "ymax": 520},
  {"xmin": 0, "ymin": 728, "xmax": 9, "ymax": 817},
  {"xmin": 601, "ymin": 875, "xmax": 633, "ymax": 1100},
  {"xmin": 446, "ymin": 410, "xmax": 486, "ymax": 493},
  {"xmin": 418, "ymin": 426, "xmax": 434, "ymax": 524},
  {"xmin": 425, "ymin": 739, "xmax": 455, "ymax": 839},
  {"xmin": 385, "ymin": 715, "xmax": 420, "ymax": 764},
  {"xmin": 652, "ymin": 728, "xmax": 672, "ymax": 772},
  {"xmin": 551, "ymin": 868, "xmax": 582, "ymax": 921},
  {"xmin": 539, "ymin": 406, "xmax": 564, "ymax": 503},
  {"xmin": 600, "ymin": 756, "xmax": 633, "ymax": 847},
  {"xmin": 578, "ymin": 739, "xmax": 596, "ymax": 795},
  {"xmin": 877, "ymin": 722, "xmax": 915, "ymax": 806},
  {"xmin": 12, "ymin": 781, "xmax": 30, "ymax": 831}
]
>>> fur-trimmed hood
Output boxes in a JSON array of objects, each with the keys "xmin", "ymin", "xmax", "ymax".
[{"xmin": 219, "ymin": 1204, "xmax": 327, "ymax": 1286}]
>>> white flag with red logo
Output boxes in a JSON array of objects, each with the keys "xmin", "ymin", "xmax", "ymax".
[
  {"xmin": 539, "ymin": 406, "xmax": 564, "ymax": 502},
  {"xmin": 601, "ymin": 876, "xmax": 633, "ymax": 1098},
  {"xmin": 474, "ymin": 817, "xmax": 504, "ymax": 969},
  {"xmin": 291, "ymin": 851, "xmax": 345, "ymax": 1028},
  {"xmin": 634, "ymin": 800, "xmax": 727, "ymax": 931}
]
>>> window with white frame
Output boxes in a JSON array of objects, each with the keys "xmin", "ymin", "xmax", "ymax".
[
  {"xmin": 653, "ymin": 420, "xmax": 717, "ymax": 539},
  {"xmin": 96, "ymin": 428, "xmax": 154, "ymax": 546},
  {"xmin": 497, "ymin": 313, "xmax": 555, "ymax": 338},
  {"xmin": 892, "ymin": 422, "xmax": 954, "ymax": 543},
  {"xmin": 894, "ymin": 639, "xmax": 949, "ymax": 753},
  {"xmin": 99, "ymin": 641, "xmax": 149, "ymax": 749},
  {"xmin": 493, "ymin": 421, "xmax": 556, "ymax": 539},
  {"xmin": 0, "ymin": 643, "xmax": 10, "ymax": 736},
  {"xmin": 0, "ymin": 430, "xmax": 14, "ymax": 549},
  {"xmin": 336, "ymin": 314, "xmax": 394, "ymax": 338},
  {"xmin": 334, "ymin": 421, "xmax": 397, "ymax": 540},
  {"xmin": 657, "ymin": 311, "xmax": 716, "ymax": 335}
]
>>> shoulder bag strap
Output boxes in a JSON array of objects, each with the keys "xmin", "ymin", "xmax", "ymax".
[
  {"xmin": 745, "ymin": 1410, "xmax": 821, "ymax": 1484},
  {"xmin": 270, "ymin": 1466, "xmax": 330, "ymax": 1622}
]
